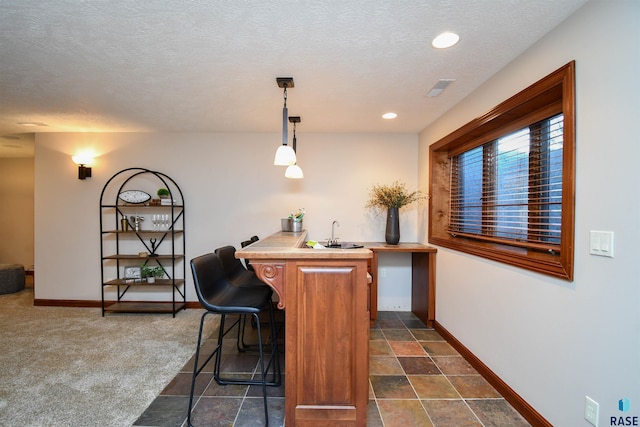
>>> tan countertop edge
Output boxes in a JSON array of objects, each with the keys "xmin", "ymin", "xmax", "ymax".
[{"xmin": 235, "ymin": 230, "xmax": 372, "ymax": 260}]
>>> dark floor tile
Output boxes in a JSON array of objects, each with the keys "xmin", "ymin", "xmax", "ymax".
[
  {"xmin": 237, "ymin": 327, "xmax": 282, "ymax": 349},
  {"xmin": 383, "ymin": 328, "xmax": 415, "ymax": 341},
  {"xmin": 398, "ymin": 356, "xmax": 441, "ymax": 375},
  {"xmin": 377, "ymin": 318, "xmax": 407, "ymax": 329},
  {"xmin": 370, "ymin": 356, "xmax": 404, "ymax": 375},
  {"xmin": 377, "ymin": 399, "xmax": 433, "ymax": 427},
  {"xmin": 377, "ymin": 311, "xmax": 399, "ymax": 319},
  {"xmin": 370, "ymin": 375, "xmax": 417, "ymax": 399},
  {"xmin": 432, "ymin": 356, "xmax": 477, "ymax": 375},
  {"xmin": 402, "ymin": 319, "xmax": 428, "ymax": 329},
  {"xmin": 369, "ymin": 339, "xmax": 394, "ymax": 356},
  {"xmin": 162, "ymin": 372, "xmax": 212, "ymax": 396},
  {"xmin": 410, "ymin": 329, "xmax": 444, "ymax": 342},
  {"xmin": 181, "ymin": 340, "xmax": 219, "ymax": 373},
  {"xmin": 233, "ymin": 397, "xmax": 285, "ymax": 427},
  {"xmin": 421, "ymin": 341, "xmax": 459, "ymax": 356},
  {"xmin": 422, "ymin": 399, "xmax": 482, "ymax": 427},
  {"xmin": 188, "ymin": 396, "xmax": 243, "ymax": 427},
  {"xmin": 447, "ymin": 375, "xmax": 502, "ymax": 398},
  {"xmin": 370, "ymin": 328, "xmax": 386, "ymax": 340},
  {"xmin": 367, "ymin": 399, "xmax": 384, "ymax": 426},
  {"xmin": 389, "ymin": 340, "xmax": 428, "ymax": 356},
  {"xmin": 247, "ymin": 373, "xmax": 285, "ymax": 397},
  {"xmin": 466, "ymin": 399, "xmax": 531, "ymax": 427},
  {"xmin": 133, "ymin": 395, "xmax": 189, "ymax": 427},
  {"xmin": 203, "ymin": 373, "xmax": 251, "ymax": 397},
  {"xmin": 408, "ymin": 375, "xmax": 460, "ymax": 399},
  {"xmin": 219, "ymin": 351, "xmax": 260, "ymax": 372},
  {"xmin": 395, "ymin": 311, "xmax": 419, "ymax": 320},
  {"xmin": 220, "ymin": 338, "xmax": 245, "ymax": 354}
]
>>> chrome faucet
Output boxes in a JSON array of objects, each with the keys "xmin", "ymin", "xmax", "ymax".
[{"xmin": 329, "ymin": 220, "xmax": 340, "ymax": 246}]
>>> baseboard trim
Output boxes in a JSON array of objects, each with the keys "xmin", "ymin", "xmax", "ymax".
[
  {"xmin": 34, "ymin": 299, "xmax": 102, "ymax": 308},
  {"xmin": 34, "ymin": 299, "xmax": 202, "ymax": 310},
  {"xmin": 434, "ymin": 321, "xmax": 552, "ymax": 427}
]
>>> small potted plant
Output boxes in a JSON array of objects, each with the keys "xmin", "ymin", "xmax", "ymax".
[
  {"xmin": 141, "ymin": 265, "xmax": 164, "ymax": 283},
  {"xmin": 157, "ymin": 188, "xmax": 170, "ymax": 199},
  {"xmin": 288, "ymin": 208, "xmax": 305, "ymax": 232}
]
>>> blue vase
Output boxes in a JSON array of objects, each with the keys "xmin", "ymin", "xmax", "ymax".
[{"xmin": 385, "ymin": 207, "xmax": 400, "ymax": 245}]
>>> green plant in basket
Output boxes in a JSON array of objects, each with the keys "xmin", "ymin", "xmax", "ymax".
[{"xmin": 288, "ymin": 208, "xmax": 305, "ymax": 222}]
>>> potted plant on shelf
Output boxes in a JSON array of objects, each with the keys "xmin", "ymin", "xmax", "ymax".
[
  {"xmin": 157, "ymin": 188, "xmax": 170, "ymax": 199},
  {"xmin": 366, "ymin": 181, "xmax": 425, "ymax": 245},
  {"xmin": 141, "ymin": 265, "xmax": 164, "ymax": 283}
]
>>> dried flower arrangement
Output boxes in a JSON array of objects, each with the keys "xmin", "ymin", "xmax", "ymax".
[{"xmin": 365, "ymin": 181, "xmax": 425, "ymax": 210}]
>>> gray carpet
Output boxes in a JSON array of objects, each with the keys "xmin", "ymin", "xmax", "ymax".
[{"xmin": 0, "ymin": 286, "xmax": 216, "ymax": 426}]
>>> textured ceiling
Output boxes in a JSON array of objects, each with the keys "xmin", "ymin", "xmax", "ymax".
[{"xmin": 0, "ymin": 0, "xmax": 588, "ymax": 157}]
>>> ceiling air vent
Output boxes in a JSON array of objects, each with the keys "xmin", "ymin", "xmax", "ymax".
[{"xmin": 427, "ymin": 79, "xmax": 455, "ymax": 97}]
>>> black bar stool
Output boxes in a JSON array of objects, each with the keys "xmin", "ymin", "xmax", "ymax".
[
  {"xmin": 187, "ymin": 253, "xmax": 281, "ymax": 426},
  {"xmin": 214, "ymin": 245, "xmax": 277, "ymax": 351}
]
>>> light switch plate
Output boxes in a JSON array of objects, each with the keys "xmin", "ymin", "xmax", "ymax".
[{"xmin": 590, "ymin": 231, "xmax": 614, "ymax": 258}]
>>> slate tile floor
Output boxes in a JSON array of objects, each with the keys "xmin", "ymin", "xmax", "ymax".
[{"xmin": 134, "ymin": 311, "xmax": 531, "ymax": 427}]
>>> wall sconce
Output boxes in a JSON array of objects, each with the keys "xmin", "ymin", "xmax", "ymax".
[
  {"xmin": 72, "ymin": 154, "xmax": 93, "ymax": 180},
  {"xmin": 285, "ymin": 116, "xmax": 303, "ymax": 179},
  {"xmin": 273, "ymin": 77, "xmax": 297, "ymax": 166}
]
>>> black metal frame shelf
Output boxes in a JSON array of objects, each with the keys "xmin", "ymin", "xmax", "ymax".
[{"xmin": 99, "ymin": 168, "xmax": 186, "ymax": 317}]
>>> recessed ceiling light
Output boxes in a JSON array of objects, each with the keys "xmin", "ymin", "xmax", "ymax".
[
  {"xmin": 432, "ymin": 32, "xmax": 460, "ymax": 49},
  {"xmin": 382, "ymin": 112, "xmax": 398, "ymax": 119}
]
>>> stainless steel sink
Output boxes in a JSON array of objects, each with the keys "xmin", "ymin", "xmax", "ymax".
[{"xmin": 325, "ymin": 242, "xmax": 364, "ymax": 249}]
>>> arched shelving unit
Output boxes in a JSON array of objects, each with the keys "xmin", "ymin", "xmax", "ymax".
[{"xmin": 99, "ymin": 168, "xmax": 186, "ymax": 316}]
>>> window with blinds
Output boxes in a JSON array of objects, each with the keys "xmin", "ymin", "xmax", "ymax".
[
  {"xmin": 449, "ymin": 114, "xmax": 564, "ymax": 252},
  {"xmin": 428, "ymin": 61, "xmax": 575, "ymax": 281}
]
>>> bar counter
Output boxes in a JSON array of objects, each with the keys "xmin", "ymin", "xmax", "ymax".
[
  {"xmin": 236, "ymin": 230, "xmax": 371, "ymax": 427},
  {"xmin": 235, "ymin": 230, "xmax": 372, "ymax": 259}
]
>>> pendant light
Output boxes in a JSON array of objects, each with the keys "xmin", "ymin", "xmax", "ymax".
[
  {"xmin": 285, "ymin": 116, "xmax": 303, "ymax": 179},
  {"xmin": 273, "ymin": 77, "xmax": 297, "ymax": 166}
]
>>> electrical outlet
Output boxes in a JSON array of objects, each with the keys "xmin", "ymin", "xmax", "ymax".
[
  {"xmin": 380, "ymin": 268, "xmax": 386, "ymax": 278},
  {"xmin": 585, "ymin": 396, "xmax": 599, "ymax": 427}
]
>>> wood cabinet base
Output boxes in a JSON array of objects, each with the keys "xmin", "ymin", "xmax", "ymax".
[{"xmin": 253, "ymin": 258, "xmax": 370, "ymax": 427}]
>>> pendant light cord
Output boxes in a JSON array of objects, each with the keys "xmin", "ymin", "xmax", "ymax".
[
  {"xmin": 292, "ymin": 121, "xmax": 297, "ymax": 153},
  {"xmin": 282, "ymin": 86, "xmax": 288, "ymax": 146}
]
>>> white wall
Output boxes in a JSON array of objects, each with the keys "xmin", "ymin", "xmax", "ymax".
[
  {"xmin": 34, "ymin": 132, "xmax": 419, "ymax": 301},
  {"xmin": 419, "ymin": 1, "xmax": 639, "ymax": 426}
]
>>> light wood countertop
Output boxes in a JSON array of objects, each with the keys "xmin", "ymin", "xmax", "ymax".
[{"xmin": 235, "ymin": 230, "xmax": 373, "ymax": 260}]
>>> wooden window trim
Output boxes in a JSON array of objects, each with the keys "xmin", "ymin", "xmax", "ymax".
[{"xmin": 428, "ymin": 61, "xmax": 575, "ymax": 281}]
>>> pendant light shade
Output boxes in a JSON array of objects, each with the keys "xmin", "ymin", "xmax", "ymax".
[
  {"xmin": 274, "ymin": 77, "xmax": 297, "ymax": 166},
  {"xmin": 274, "ymin": 145, "xmax": 297, "ymax": 166},
  {"xmin": 285, "ymin": 164, "xmax": 304, "ymax": 179}
]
